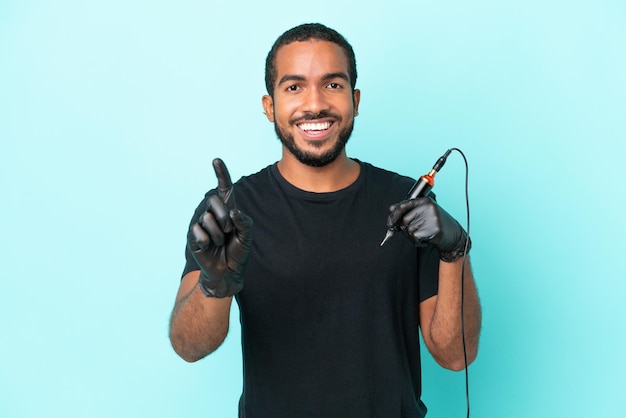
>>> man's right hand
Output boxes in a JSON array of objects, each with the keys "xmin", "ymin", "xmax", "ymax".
[{"xmin": 187, "ymin": 158, "xmax": 253, "ymax": 298}]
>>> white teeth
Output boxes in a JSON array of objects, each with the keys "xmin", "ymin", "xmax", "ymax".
[{"xmin": 299, "ymin": 121, "xmax": 331, "ymax": 131}]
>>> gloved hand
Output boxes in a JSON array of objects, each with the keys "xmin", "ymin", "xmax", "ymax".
[
  {"xmin": 188, "ymin": 158, "xmax": 253, "ymax": 297},
  {"xmin": 386, "ymin": 196, "xmax": 470, "ymax": 262}
]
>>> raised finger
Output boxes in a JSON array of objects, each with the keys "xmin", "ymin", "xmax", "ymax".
[{"xmin": 212, "ymin": 158, "xmax": 236, "ymax": 208}]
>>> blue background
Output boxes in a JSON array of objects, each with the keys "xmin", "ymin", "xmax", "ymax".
[{"xmin": 1, "ymin": 1, "xmax": 625, "ymax": 417}]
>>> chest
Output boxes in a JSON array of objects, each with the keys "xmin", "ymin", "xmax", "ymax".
[{"xmin": 237, "ymin": 191, "xmax": 419, "ymax": 323}]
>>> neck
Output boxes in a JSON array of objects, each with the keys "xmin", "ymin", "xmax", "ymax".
[{"xmin": 277, "ymin": 151, "xmax": 360, "ymax": 193}]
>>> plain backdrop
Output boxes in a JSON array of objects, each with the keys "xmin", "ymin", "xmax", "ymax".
[{"xmin": 1, "ymin": 1, "xmax": 625, "ymax": 417}]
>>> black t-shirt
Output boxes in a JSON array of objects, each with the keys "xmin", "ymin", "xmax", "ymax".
[{"xmin": 183, "ymin": 161, "xmax": 440, "ymax": 418}]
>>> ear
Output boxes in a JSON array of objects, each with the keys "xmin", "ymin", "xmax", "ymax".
[
  {"xmin": 353, "ymin": 89, "xmax": 361, "ymax": 116},
  {"xmin": 261, "ymin": 95, "xmax": 275, "ymax": 122}
]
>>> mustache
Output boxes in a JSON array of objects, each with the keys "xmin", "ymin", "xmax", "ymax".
[{"xmin": 290, "ymin": 111, "xmax": 340, "ymax": 125}]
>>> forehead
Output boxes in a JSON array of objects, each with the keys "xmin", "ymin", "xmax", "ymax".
[{"xmin": 274, "ymin": 40, "xmax": 350, "ymax": 79}]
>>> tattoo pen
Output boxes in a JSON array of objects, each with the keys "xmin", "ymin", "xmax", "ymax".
[{"xmin": 379, "ymin": 149, "xmax": 452, "ymax": 246}]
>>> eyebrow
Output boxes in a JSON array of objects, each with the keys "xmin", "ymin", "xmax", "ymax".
[{"xmin": 277, "ymin": 72, "xmax": 350, "ymax": 87}]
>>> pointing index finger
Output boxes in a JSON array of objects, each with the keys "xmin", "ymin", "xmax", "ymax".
[{"xmin": 212, "ymin": 158, "xmax": 236, "ymax": 209}]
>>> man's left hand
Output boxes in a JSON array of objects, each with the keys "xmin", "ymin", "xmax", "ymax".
[{"xmin": 386, "ymin": 197, "xmax": 470, "ymax": 262}]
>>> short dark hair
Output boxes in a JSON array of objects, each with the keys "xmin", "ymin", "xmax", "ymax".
[{"xmin": 264, "ymin": 23, "xmax": 358, "ymax": 97}]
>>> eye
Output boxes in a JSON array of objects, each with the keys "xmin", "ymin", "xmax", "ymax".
[
  {"xmin": 327, "ymin": 82, "xmax": 342, "ymax": 89},
  {"xmin": 286, "ymin": 84, "xmax": 300, "ymax": 92}
]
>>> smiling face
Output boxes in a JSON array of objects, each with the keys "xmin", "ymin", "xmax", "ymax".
[{"xmin": 262, "ymin": 40, "xmax": 360, "ymax": 168}]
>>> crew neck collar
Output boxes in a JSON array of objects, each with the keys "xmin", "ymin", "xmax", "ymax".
[{"xmin": 270, "ymin": 160, "xmax": 366, "ymax": 200}]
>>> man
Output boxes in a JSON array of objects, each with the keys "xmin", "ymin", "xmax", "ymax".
[{"xmin": 169, "ymin": 23, "xmax": 481, "ymax": 417}]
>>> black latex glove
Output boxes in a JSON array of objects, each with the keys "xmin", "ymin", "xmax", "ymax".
[
  {"xmin": 386, "ymin": 196, "xmax": 470, "ymax": 262},
  {"xmin": 188, "ymin": 158, "xmax": 253, "ymax": 297}
]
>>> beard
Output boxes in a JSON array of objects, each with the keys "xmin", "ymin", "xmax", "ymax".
[{"xmin": 274, "ymin": 112, "xmax": 355, "ymax": 168}]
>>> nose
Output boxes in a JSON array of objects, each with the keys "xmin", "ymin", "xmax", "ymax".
[{"xmin": 301, "ymin": 87, "xmax": 330, "ymax": 115}]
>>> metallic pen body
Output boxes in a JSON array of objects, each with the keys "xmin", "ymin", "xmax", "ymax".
[{"xmin": 380, "ymin": 150, "xmax": 452, "ymax": 246}]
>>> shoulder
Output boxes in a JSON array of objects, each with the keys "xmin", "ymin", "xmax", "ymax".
[
  {"xmin": 358, "ymin": 161, "xmax": 437, "ymax": 201},
  {"xmin": 233, "ymin": 164, "xmax": 274, "ymax": 192},
  {"xmin": 194, "ymin": 164, "xmax": 274, "ymax": 210},
  {"xmin": 231, "ymin": 164, "xmax": 279, "ymax": 213},
  {"xmin": 197, "ymin": 164, "xmax": 274, "ymax": 200},
  {"xmin": 359, "ymin": 161, "xmax": 416, "ymax": 194}
]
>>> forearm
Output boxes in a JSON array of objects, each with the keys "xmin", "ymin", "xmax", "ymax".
[
  {"xmin": 428, "ymin": 256, "xmax": 481, "ymax": 370},
  {"xmin": 169, "ymin": 272, "xmax": 233, "ymax": 362}
]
